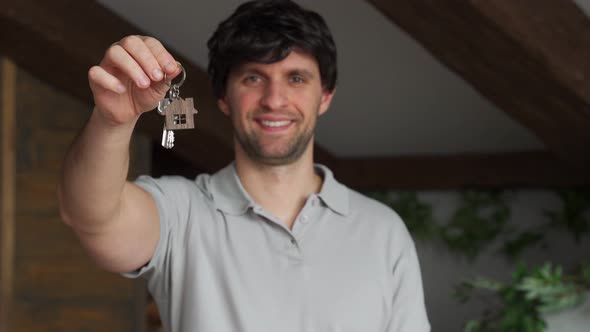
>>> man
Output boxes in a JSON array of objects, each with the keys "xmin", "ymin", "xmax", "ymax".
[{"xmin": 57, "ymin": 0, "xmax": 430, "ymax": 331}]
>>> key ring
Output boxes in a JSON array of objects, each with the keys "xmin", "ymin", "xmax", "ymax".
[
  {"xmin": 164, "ymin": 61, "xmax": 186, "ymax": 89},
  {"xmin": 158, "ymin": 61, "xmax": 188, "ymax": 115},
  {"xmin": 164, "ymin": 61, "xmax": 185, "ymax": 100}
]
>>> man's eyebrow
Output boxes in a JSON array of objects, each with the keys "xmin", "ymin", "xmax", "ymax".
[
  {"xmin": 234, "ymin": 66, "xmax": 266, "ymax": 77},
  {"xmin": 288, "ymin": 69, "xmax": 315, "ymax": 79},
  {"xmin": 232, "ymin": 66, "xmax": 317, "ymax": 79}
]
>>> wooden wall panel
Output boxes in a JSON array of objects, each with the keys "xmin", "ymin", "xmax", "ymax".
[
  {"xmin": 11, "ymin": 300, "xmax": 136, "ymax": 332},
  {"xmin": 15, "ymin": 216, "xmax": 85, "ymax": 259},
  {"xmin": 1, "ymin": 57, "xmax": 17, "ymax": 332},
  {"xmin": 14, "ymin": 259, "xmax": 134, "ymax": 299},
  {"xmin": 5, "ymin": 61, "xmax": 147, "ymax": 331},
  {"xmin": 15, "ymin": 171, "xmax": 58, "ymax": 216}
]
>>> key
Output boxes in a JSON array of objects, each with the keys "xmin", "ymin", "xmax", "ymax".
[
  {"xmin": 161, "ymin": 125, "xmax": 175, "ymax": 149},
  {"xmin": 161, "ymin": 126, "xmax": 168, "ymax": 148},
  {"xmin": 157, "ymin": 98, "xmax": 171, "ymax": 115},
  {"xmin": 167, "ymin": 130, "xmax": 175, "ymax": 149}
]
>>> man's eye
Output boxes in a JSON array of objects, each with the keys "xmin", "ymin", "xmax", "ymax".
[
  {"xmin": 245, "ymin": 76, "xmax": 260, "ymax": 83},
  {"xmin": 290, "ymin": 76, "xmax": 305, "ymax": 84}
]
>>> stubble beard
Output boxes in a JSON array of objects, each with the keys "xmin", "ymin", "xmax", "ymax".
[{"xmin": 233, "ymin": 112, "xmax": 317, "ymax": 166}]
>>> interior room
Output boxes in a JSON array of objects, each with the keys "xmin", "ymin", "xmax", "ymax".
[{"xmin": 1, "ymin": 0, "xmax": 589, "ymax": 331}]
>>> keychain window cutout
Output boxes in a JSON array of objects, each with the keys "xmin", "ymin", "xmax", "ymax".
[{"xmin": 174, "ymin": 114, "xmax": 187, "ymax": 125}]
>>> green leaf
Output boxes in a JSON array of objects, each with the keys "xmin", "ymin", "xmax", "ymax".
[
  {"xmin": 546, "ymin": 189, "xmax": 590, "ymax": 242},
  {"xmin": 471, "ymin": 278, "xmax": 504, "ymax": 292},
  {"xmin": 453, "ymin": 282, "xmax": 475, "ymax": 303},
  {"xmin": 463, "ymin": 319, "xmax": 481, "ymax": 332},
  {"xmin": 512, "ymin": 262, "xmax": 529, "ymax": 281},
  {"xmin": 581, "ymin": 263, "xmax": 590, "ymax": 283},
  {"xmin": 501, "ymin": 231, "xmax": 545, "ymax": 260},
  {"xmin": 441, "ymin": 190, "xmax": 510, "ymax": 259}
]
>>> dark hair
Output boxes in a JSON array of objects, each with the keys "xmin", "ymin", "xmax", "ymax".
[{"xmin": 207, "ymin": 0, "xmax": 337, "ymax": 98}]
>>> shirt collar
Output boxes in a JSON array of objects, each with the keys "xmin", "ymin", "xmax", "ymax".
[
  {"xmin": 314, "ymin": 164, "xmax": 350, "ymax": 216},
  {"xmin": 204, "ymin": 162, "xmax": 349, "ymax": 216},
  {"xmin": 204, "ymin": 162, "xmax": 254, "ymax": 215}
]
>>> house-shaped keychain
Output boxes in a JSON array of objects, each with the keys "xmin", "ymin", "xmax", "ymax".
[{"xmin": 165, "ymin": 97, "xmax": 198, "ymax": 130}]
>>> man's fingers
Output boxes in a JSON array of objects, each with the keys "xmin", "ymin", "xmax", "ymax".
[
  {"xmin": 118, "ymin": 35, "xmax": 165, "ymax": 83},
  {"xmin": 143, "ymin": 36, "xmax": 179, "ymax": 77},
  {"xmin": 88, "ymin": 66, "xmax": 126, "ymax": 94},
  {"xmin": 103, "ymin": 44, "xmax": 151, "ymax": 89},
  {"xmin": 95, "ymin": 35, "xmax": 181, "ymax": 99}
]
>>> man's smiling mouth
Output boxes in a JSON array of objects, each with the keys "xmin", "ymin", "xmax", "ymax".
[{"xmin": 259, "ymin": 120, "xmax": 293, "ymax": 127}]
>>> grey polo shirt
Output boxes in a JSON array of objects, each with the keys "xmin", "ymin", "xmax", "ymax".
[{"xmin": 125, "ymin": 163, "xmax": 430, "ymax": 332}]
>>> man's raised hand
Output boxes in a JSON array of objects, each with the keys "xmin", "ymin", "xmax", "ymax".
[{"xmin": 88, "ymin": 35, "xmax": 181, "ymax": 126}]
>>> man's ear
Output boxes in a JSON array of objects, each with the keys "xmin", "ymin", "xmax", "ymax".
[
  {"xmin": 318, "ymin": 88, "xmax": 336, "ymax": 116},
  {"xmin": 217, "ymin": 97, "xmax": 230, "ymax": 116}
]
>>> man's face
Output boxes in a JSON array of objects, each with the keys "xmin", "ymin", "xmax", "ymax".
[{"xmin": 218, "ymin": 49, "xmax": 335, "ymax": 166}]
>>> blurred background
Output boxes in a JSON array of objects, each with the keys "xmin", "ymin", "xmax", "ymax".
[{"xmin": 1, "ymin": 0, "xmax": 589, "ymax": 331}]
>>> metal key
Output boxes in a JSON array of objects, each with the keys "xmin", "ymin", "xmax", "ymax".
[
  {"xmin": 161, "ymin": 125, "xmax": 175, "ymax": 149},
  {"xmin": 158, "ymin": 98, "xmax": 171, "ymax": 115}
]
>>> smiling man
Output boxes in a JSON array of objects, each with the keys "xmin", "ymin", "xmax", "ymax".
[
  {"xmin": 221, "ymin": 50, "xmax": 329, "ymax": 168},
  {"xmin": 57, "ymin": 0, "xmax": 430, "ymax": 331}
]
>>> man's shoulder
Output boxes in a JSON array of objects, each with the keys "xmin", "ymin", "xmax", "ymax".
[
  {"xmin": 341, "ymin": 186, "xmax": 415, "ymax": 253},
  {"xmin": 345, "ymin": 187, "xmax": 407, "ymax": 228},
  {"xmin": 135, "ymin": 173, "xmax": 203, "ymax": 188},
  {"xmin": 318, "ymin": 163, "xmax": 404, "ymax": 227},
  {"xmin": 347, "ymin": 188, "xmax": 399, "ymax": 217},
  {"xmin": 134, "ymin": 173, "xmax": 213, "ymax": 202}
]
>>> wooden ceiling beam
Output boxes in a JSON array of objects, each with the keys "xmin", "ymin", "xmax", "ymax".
[
  {"xmin": 368, "ymin": 0, "xmax": 590, "ymax": 167},
  {"xmin": 0, "ymin": 0, "xmax": 234, "ymax": 172},
  {"xmin": 333, "ymin": 151, "xmax": 590, "ymax": 190}
]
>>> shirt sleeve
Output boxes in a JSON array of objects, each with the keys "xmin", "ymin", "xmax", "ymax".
[
  {"xmin": 385, "ymin": 232, "xmax": 431, "ymax": 332},
  {"xmin": 120, "ymin": 175, "xmax": 189, "ymax": 290}
]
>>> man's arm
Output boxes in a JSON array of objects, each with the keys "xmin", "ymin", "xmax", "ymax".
[{"xmin": 57, "ymin": 35, "xmax": 180, "ymax": 273}]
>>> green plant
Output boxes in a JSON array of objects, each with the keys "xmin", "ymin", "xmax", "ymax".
[
  {"xmin": 545, "ymin": 189, "xmax": 590, "ymax": 242},
  {"xmin": 366, "ymin": 188, "xmax": 590, "ymax": 330},
  {"xmin": 500, "ymin": 189, "xmax": 590, "ymax": 259},
  {"xmin": 441, "ymin": 191, "xmax": 510, "ymax": 259},
  {"xmin": 455, "ymin": 262, "xmax": 590, "ymax": 332},
  {"xmin": 367, "ymin": 189, "xmax": 590, "ymax": 261},
  {"xmin": 500, "ymin": 231, "xmax": 545, "ymax": 260},
  {"xmin": 367, "ymin": 190, "xmax": 513, "ymax": 259}
]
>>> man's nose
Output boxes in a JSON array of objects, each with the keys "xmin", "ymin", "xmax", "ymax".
[{"xmin": 259, "ymin": 81, "xmax": 288, "ymax": 111}]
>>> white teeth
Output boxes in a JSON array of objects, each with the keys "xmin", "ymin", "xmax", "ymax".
[{"xmin": 260, "ymin": 120, "xmax": 291, "ymax": 127}]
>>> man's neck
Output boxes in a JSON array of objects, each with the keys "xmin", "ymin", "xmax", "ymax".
[{"xmin": 234, "ymin": 147, "xmax": 322, "ymax": 230}]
